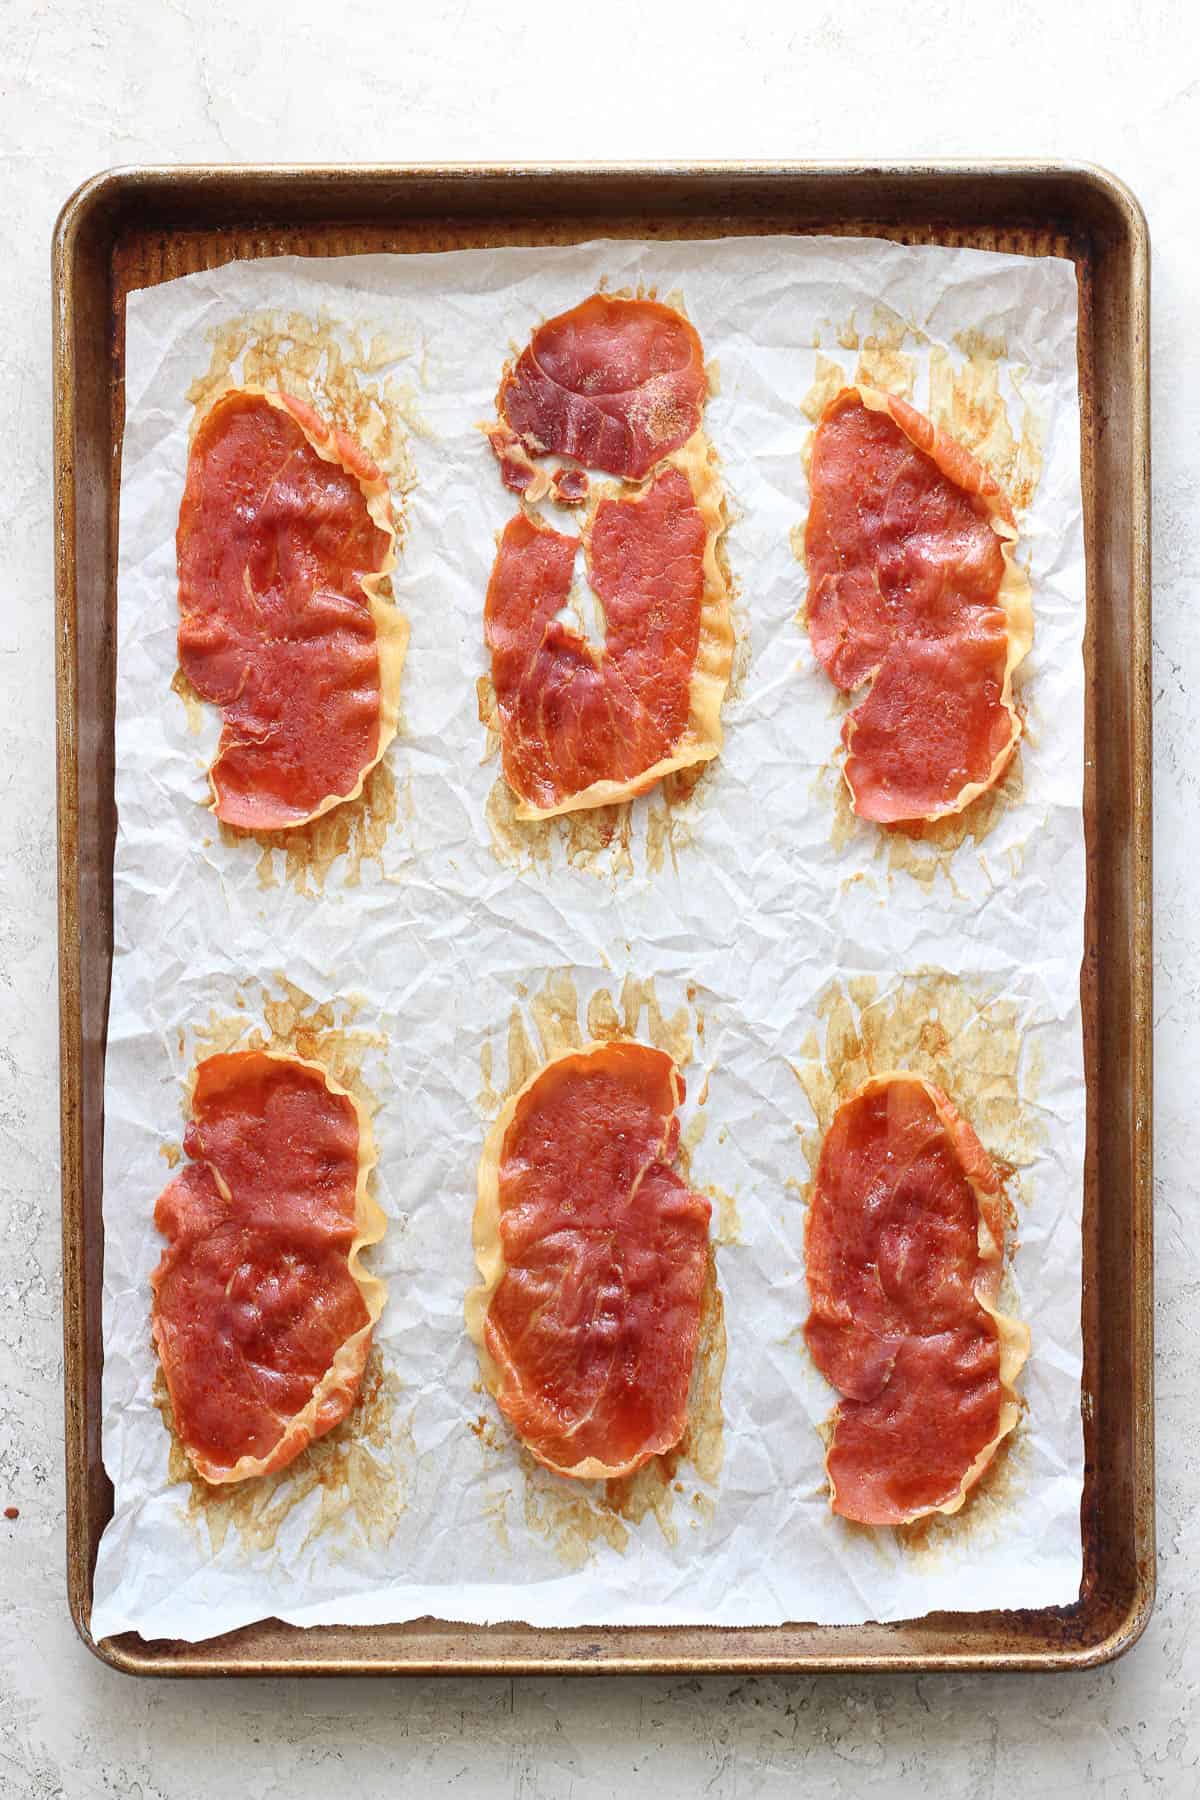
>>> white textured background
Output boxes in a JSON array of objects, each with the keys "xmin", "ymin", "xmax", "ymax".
[{"xmin": 0, "ymin": 1, "xmax": 1194, "ymax": 1792}]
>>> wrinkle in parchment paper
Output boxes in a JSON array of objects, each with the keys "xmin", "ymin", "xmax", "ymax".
[{"xmin": 92, "ymin": 234, "xmax": 1085, "ymax": 1642}]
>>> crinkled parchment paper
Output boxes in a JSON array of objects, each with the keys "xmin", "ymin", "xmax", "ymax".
[{"xmin": 91, "ymin": 235, "xmax": 1086, "ymax": 1641}]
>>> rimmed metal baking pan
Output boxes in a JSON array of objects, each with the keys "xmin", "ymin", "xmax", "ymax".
[{"xmin": 52, "ymin": 161, "xmax": 1152, "ymax": 1675}]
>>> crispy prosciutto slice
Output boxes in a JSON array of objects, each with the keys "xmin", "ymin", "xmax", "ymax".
[
  {"xmin": 177, "ymin": 388, "xmax": 406, "ymax": 832},
  {"xmin": 805, "ymin": 386, "xmax": 1033, "ymax": 824},
  {"xmin": 804, "ymin": 1073, "xmax": 1029, "ymax": 1525},
  {"xmin": 151, "ymin": 1050, "xmax": 385, "ymax": 1485},
  {"xmin": 467, "ymin": 1041, "xmax": 712, "ymax": 1479},
  {"xmin": 493, "ymin": 293, "xmax": 707, "ymax": 483},
  {"xmin": 484, "ymin": 439, "xmax": 732, "ymax": 818}
]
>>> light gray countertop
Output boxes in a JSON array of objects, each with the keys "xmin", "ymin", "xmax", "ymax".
[{"xmin": 1, "ymin": 2, "xmax": 1195, "ymax": 1792}]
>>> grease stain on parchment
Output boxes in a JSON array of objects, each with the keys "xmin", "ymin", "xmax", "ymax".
[
  {"xmin": 156, "ymin": 1352, "xmax": 410, "ymax": 1558},
  {"xmin": 480, "ymin": 714, "xmax": 717, "ymax": 884},
  {"xmin": 189, "ymin": 976, "xmax": 386, "ymax": 1121},
  {"xmin": 170, "ymin": 668, "xmax": 205, "ymax": 735},
  {"xmin": 154, "ymin": 980, "xmax": 402, "ymax": 1555},
  {"xmin": 478, "ymin": 970, "xmax": 698, "ymax": 1117},
  {"xmin": 222, "ymin": 760, "xmax": 407, "ymax": 898},
  {"xmin": 790, "ymin": 970, "xmax": 1041, "ymax": 1209},
  {"xmin": 929, "ymin": 333, "xmax": 1046, "ymax": 513},
  {"xmin": 821, "ymin": 744, "xmax": 1026, "ymax": 886},
  {"xmin": 474, "ymin": 973, "xmax": 727, "ymax": 1564},
  {"xmin": 186, "ymin": 309, "xmax": 421, "ymax": 496},
  {"xmin": 678, "ymin": 1112, "xmax": 740, "ymax": 1246},
  {"xmin": 182, "ymin": 310, "xmax": 418, "ymax": 894},
  {"xmin": 797, "ymin": 320, "xmax": 1044, "ymax": 511},
  {"xmin": 895, "ymin": 1420, "xmax": 1031, "ymax": 1562}
]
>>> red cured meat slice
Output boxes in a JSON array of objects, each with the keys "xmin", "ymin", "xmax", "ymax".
[
  {"xmin": 804, "ymin": 1073, "xmax": 1028, "ymax": 1525},
  {"xmin": 151, "ymin": 1050, "xmax": 385, "ymax": 1485},
  {"xmin": 495, "ymin": 294, "xmax": 707, "ymax": 482},
  {"xmin": 177, "ymin": 388, "xmax": 405, "ymax": 832},
  {"xmin": 805, "ymin": 387, "xmax": 1032, "ymax": 824},
  {"xmin": 468, "ymin": 1041, "xmax": 712, "ymax": 1479},
  {"xmin": 484, "ymin": 449, "xmax": 730, "ymax": 817}
]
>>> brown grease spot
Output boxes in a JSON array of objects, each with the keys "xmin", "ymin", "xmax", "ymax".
[
  {"xmin": 618, "ymin": 974, "xmax": 693, "ymax": 1068},
  {"xmin": 644, "ymin": 761, "xmax": 712, "ymax": 875},
  {"xmin": 223, "ymin": 759, "xmax": 402, "ymax": 898},
  {"xmin": 677, "ymin": 1110, "xmax": 707, "ymax": 1183},
  {"xmin": 824, "ymin": 748, "xmax": 1025, "ymax": 880},
  {"xmin": 929, "ymin": 335, "xmax": 1046, "ymax": 513},
  {"xmin": 156, "ymin": 1352, "xmax": 409, "ymax": 1556},
  {"xmin": 187, "ymin": 309, "xmax": 418, "ymax": 502},
  {"xmin": 802, "ymin": 353, "xmax": 851, "ymax": 425},
  {"xmin": 170, "ymin": 668, "xmax": 205, "ymax": 735},
  {"xmin": 505, "ymin": 1007, "xmax": 539, "ymax": 1099},
  {"xmin": 894, "ymin": 1417, "xmax": 1030, "ymax": 1563},
  {"xmin": 483, "ymin": 972, "xmax": 699, "ymax": 1109},
  {"xmin": 791, "ymin": 972, "xmax": 1040, "ymax": 1212},
  {"xmin": 484, "ymin": 781, "xmax": 554, "ymax": 876},
  {"xmin": 708, "ymin": 1185, "xmax": 742, "ymax": 1247},
  {"xmin": 585, "ymin": 989, "xmax": 624, "ymax": 1041},
  {"xmin": 855, "ymin": 343, "xmax": 916, "ymax": 400},
  {"xmin": 531, "ymin": 969, "xmax": 584, "ymax": 1059},
  {"xmin": 485, "ymin": 765, "xmax": 713, "ymax": 883},
  {"xmin": 477, "ymin": 1041, "xmax": 502, "ymax": 1121},
  {"xmin": 190, "ymin": 978, "xmax": 385, "ymax": 1130},
  {"xmin": 565, "ymin": 804, "xmax": 634, "ymax": 879},
  {"xmin": 854, "ymin": 306, "xmax": 920, "ymax": 401},
  {"xmin": 477, "ymin": 673, "xmax": 500, "ymax": 754}
]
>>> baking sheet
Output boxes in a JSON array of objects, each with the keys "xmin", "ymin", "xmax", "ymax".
[{"xmin": 90, "ymin": 233, "xmax": 1086, "ymax": 1643}]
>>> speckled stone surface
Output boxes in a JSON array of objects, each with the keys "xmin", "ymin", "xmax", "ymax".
[{"xmin": 1, "ymin": 4, "xmax": 1195, "ymax": 1792}]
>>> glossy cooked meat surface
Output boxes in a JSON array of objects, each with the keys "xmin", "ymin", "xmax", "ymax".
[
  {"xmin": 485, "ymin": 464, "xmax": 708, "ymax": 812},
  {"xmin": 151, "ymin": 1051, "xmax": 376, "ymax": 1484},
  {"xmin": 478, "ymin": 1042, "xmax": 712, "ymax": 1478},
  {"xmin": 495, "ymin": 294, "xmax": 707, "ymax": 482},
  {"xmin": 804, "ymin": 1073, "xmax": 1025, "ymax": 1524},
  {"xmin": 806, "ymin": 387, "xmax": 1027, "ymax": 823},
  {"xmin": 177, "ymin": 390, "xmax": 394, "ymax": 830}
]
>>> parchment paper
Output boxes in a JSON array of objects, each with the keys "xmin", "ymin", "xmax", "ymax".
[{"xmin": 91, "ymin": 235, "xmax": 1086, "ymax": 1642}]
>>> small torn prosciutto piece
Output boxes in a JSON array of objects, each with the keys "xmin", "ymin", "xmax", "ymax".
[
  {"xmin": 177, "ymin": 389, "xmax": 398, "ymax": 832},
  {"xmin": 805, "ymin": 386, "xmax": 1031, "ymax": 824},
  {"xmin": 804, "ymin": 1074, "xmax": 1028, "ymax": 1526},
  {"xmin": 550, "ymin": 465, "xmax": 590, "ymax": 506},
  {"xmin": 485, "ymin": 462, "xmax": 708, "ymax": 815},
  {"xmin": 494, "ymin": 294, "xmax": 707, "ymax": 481},
  {"xmin": 470, "ymin": 1041, "xmax": 711, "ymax": 1479},
  {"xmin": 151, "ymin": 1051, "xmax": 383, "ymax": 1485},
  {"xmin": 485, "ymin": 421, "xmax": 552, "ymax": 501}
]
